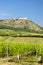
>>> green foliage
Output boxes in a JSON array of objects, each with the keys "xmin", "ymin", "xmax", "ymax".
[
  {"xmin": 0, "ymin": 29, "xmax": 43, "ymax": 37},
  {"xmin": 0, "ymin": 36, "xmax": 43, "ymax": 57},
  {"xmin": 0, "ymin": 42, "xmax": 43, "ymax": 57},
  {"xmin": 0, "ymin": 42, "xmax": 6, "ymax": 57},
  {"xmin": 0, "ymin": 42, "xmax": 36, "ymax": 56},
  {"xmin": 8, "ymin": 43, "xmax": 36, "ymax": 55}
]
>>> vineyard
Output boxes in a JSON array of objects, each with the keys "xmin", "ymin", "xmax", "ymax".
[{"xmin": 0, "ymin": 36, "xmax": 43, "ymax": 65}]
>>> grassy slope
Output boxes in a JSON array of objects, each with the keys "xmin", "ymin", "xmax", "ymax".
[
  {"xmin": 0, "ymin": 29, "xmax": 43, "ymax": 37},
  {"xmin": 0, "ymin": 19, "xmax": 43, "ymax": 35}
]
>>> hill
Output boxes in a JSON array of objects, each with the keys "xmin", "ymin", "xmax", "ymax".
[{"xmin": 0, "ymin": 18, "xmax": 43, "ymax": 36}]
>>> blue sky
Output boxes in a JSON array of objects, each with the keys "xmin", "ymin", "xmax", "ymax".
[{"xmin": 0, "ymin": 0, "xmax": 43, "ymax": 27}]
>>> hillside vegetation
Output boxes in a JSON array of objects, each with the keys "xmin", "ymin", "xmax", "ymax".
[{"xmin": 0, "ymin": 18, "xmax": 43, "ymax": 37}]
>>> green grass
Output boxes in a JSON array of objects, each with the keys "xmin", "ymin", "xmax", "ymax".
[
  {"xmin": 0, "ymin": 29, "xmax": 18, "ymax": 36},
  {"xmin": 0, "ymin": 29, "xmax": 43, "ymax": 37}
]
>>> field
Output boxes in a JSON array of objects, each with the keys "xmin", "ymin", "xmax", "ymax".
[{"xmin": 0, "ymin": 36, "xmax": 43, "ymax": 65}]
